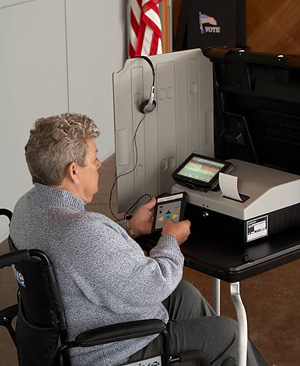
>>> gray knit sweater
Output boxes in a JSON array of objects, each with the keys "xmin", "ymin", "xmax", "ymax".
[{"xmin": 10, "ymin": 184, "xmax": 184, "ymax": 365}]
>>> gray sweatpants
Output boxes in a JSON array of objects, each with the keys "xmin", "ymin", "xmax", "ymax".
[{"xmin": 128, "ymin": 281, "xmax": 268, "ymax": 366}]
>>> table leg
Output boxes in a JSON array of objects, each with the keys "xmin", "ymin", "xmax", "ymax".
[
  {"xmin": 213, "ymin": 278, "xmax": 221, "ymax": 315},
  {"xmin": 230, "ymin": 282, "xmax": 248, "ymax": 366}
]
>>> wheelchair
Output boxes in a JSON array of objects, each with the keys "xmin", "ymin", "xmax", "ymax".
[{"xmin": 0, "ymin": 208, "xmax": 235, "ymax": 366}]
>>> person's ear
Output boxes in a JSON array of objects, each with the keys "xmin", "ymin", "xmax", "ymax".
[{"xmin": 66, "ymin": 162, "xmax": 79, "ymax": 184}]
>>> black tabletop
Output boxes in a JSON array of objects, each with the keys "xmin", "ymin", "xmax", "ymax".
[{"xmin": 139, "ymin": 204, "xmax": 300, "ymax": 282}]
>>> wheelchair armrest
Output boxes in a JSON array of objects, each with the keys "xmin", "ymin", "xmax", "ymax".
[
  {"xmin": 54, "ymin": 319, "xmax": 166, "ymax": 365},
  {"xmin": 0, "ymin": 250, "xmax": 31, "ymax": 269},
  {"xmin": 75, "ymin": 319, "xmax": 166, "ymax": 347}
]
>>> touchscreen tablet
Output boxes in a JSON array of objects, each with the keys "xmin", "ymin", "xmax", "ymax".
[
  {"xmin": 172, "ymin": 153, "xmax": 232, "ymax": 191},
  {"xmin": 152, "ymin": 192, "xmax": 187, "ymax": 232}
]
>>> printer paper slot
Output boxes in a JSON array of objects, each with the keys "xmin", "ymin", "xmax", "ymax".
[{"xmin": 223, "ymin": 193, "xmax": 250, "ymax": 203}]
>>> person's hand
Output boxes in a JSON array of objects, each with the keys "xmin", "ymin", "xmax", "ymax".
[
  {"xmin": 162, "ymin": 219, "xmax": 191, "ymax": 245},
  {"xmin": 129, "ymin": 197, "xmax": 156, "ymax": 237}
]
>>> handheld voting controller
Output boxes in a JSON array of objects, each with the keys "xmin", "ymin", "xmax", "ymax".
[{"xmin": 152, "ymin": 192, "xmax": 187, "ymax": 232}]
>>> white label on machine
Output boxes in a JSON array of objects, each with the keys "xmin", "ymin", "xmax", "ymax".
[
  {"xmin": 125, "ymin": 355, "xmax": 162, "ymax": 366},
  {"xmin": 246, "ymin": 215, "xmax": 268, "ymax": 242}
]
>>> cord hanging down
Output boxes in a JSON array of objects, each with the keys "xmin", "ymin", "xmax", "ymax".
[{"xmin": 109, "ymin": 114, "xmax": 150, "ymax": 220}]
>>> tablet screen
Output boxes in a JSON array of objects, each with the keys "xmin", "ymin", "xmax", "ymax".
[
  {"xmin": 172, "ymin": 153, "xmax": 232, "ymax": 191},
  {"xmin": 177, "ymin": 155, "xmax": 226, "ymax": 183}
]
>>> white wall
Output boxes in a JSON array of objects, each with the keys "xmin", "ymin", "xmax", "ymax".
[
  {"xmin": 66, "ymin": 0, "xmax": 126, "ymax": 161},
  {"xmin": 0, "ymin": 0, "xmax": 126, "ymax": 240}
]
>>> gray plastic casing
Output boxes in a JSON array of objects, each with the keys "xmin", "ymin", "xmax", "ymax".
[{"xmin": 113, "ymin": 49, "xmax": 214, "ymax": 212}]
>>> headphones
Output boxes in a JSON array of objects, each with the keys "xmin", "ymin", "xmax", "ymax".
[{"xmin": 138, "ymin": 56, "xmax": 157, "ymax": 114}]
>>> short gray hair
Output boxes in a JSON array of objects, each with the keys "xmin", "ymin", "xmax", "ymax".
[{"xmin": 25, "ymin": 113, "xmax": 100, "ymax": 186}]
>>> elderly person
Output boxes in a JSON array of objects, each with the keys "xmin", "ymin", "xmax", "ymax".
[{"xmin": 10, "ymin": 113, "xmax": 268, "ymax": 366}]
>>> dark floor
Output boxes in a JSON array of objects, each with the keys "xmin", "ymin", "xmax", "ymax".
[{"xmin": 1, "ymin": 154, "xmax": 300, "ymax": 365}]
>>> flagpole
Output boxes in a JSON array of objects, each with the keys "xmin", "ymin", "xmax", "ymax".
[
  {"xmin": 162, "ymin": 0, "xmax": 173, "ymax": 53},
  {"xmin": 169, "ymin": 0, "xmax": 173, "ymax": 52}
]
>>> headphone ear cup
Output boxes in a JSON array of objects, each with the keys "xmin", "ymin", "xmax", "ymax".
[
  {"xmin": 139, "ymin": 100, "xmax": 149, "ymax": 114},
  {"xmin": 140, "ymin": 99, "xmax": 157, "ymax": 114}
]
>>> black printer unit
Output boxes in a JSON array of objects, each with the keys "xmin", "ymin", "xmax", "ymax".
[{"xmin": 204, "ymin": 46, "xmax": 300, "ymax": 176}]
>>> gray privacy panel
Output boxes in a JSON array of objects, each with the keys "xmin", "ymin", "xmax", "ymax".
[{"xmin": 113, "ymin": 49, "xmax": 213, "ymax": 213}]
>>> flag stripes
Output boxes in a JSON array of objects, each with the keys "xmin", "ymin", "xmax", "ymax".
[{"xmin": 129, "ymin": 0, "xmax": 163, "ymax": 58}]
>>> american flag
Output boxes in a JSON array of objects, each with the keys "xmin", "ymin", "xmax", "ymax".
[
  {"xmin": 200, "ymin": 13, "xmax": 217, "ymax": 26},
  {"xmin": 129, "ymin": 0, "xmax": 163, "ymax": 58}
]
